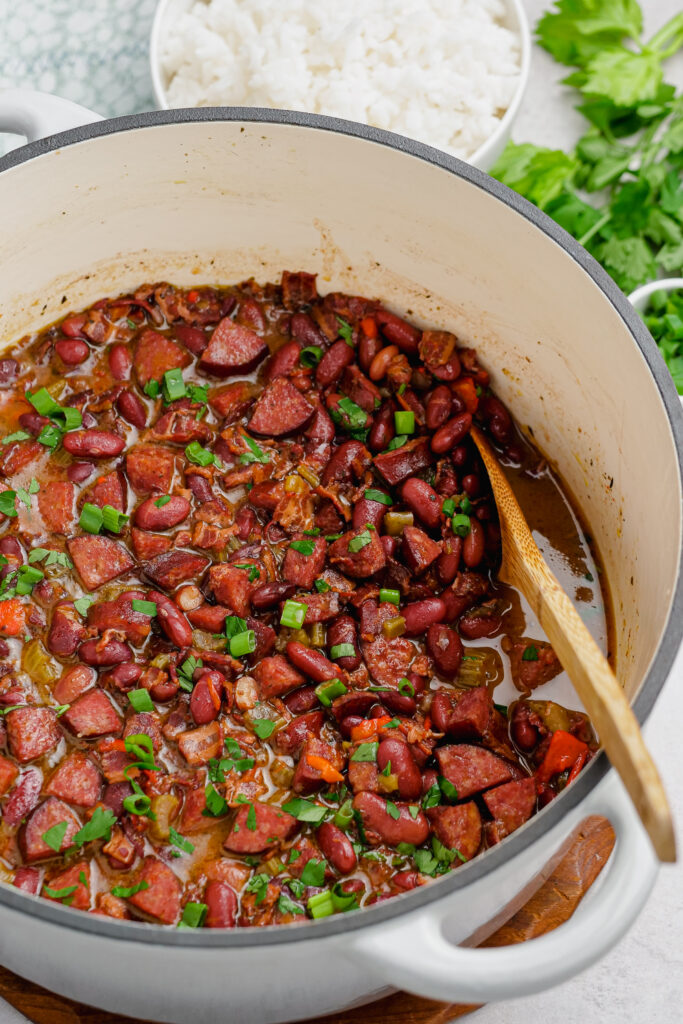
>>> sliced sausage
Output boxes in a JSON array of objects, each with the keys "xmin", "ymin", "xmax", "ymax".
[
  {"xmin": 223, "ymin": 803, "xmax": 298, "ymax": 854},
  {"xmin": 248, "ymin": 379, "xmax": 314, "ymax": 437}
]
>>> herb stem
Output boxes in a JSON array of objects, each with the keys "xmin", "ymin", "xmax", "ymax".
[{"xmin": 577, "ymin": 210, "xmax": 611, "ymax": 248}]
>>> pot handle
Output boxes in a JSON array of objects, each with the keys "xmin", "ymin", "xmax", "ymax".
[
  {"xmin": 348, "ymin": 770, "xmax": 659, "ymax": 1003},
  {"xmin": 0, "ymin": 88, "xmax": 102, "ymax": 143}
]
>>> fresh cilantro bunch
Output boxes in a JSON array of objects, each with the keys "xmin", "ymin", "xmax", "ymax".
[
  {"xmin": 642, "ymin": 288, "xmax": 683, "ymax": 394},
  {"xmin": 492, "ymin": 1, "xmax": 683, "ymax": 296}
]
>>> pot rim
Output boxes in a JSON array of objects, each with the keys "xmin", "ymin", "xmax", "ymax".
[{"xmin": 0, "ymin": 106, "xmax": 680, "ymax": 948}]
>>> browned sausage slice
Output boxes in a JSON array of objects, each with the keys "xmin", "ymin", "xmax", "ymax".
[
  {"xmin": 282, "ymin": 534, "xmax": 327, "ymax": 589},
  {"xmin": 209, "ymin": 381, "xmax": 259, "ymax": 422},
  {"xmin": 88, "ymin": 590, "xmax": 154, "ymax": 645},
  {"xmin": 253, "ymin": 655, "xmax": 305, "ymax": 699},
  {"xmin": 402, "ymin": 526, "xmax": 442, "ymax": 575},
  {"xmin": 144, "ymin": 549, "xmax": 210, "ymax": 590},
  {"xmin": 427, "ymin": 802, "xmax": 482, "ymax": 861},
  {"xmin": 223, "ymin": 802, "xmax": 298, "ymax": 854},
  {"xmin": 6, "ymin": 708, "xmax": 60, "ymax": 763},
  {"xmin": 199, "ymin": 317, "xmax": 267, "ymax": 376},
  {"xmin": 483, "ymin": 777, "xmax": 537, "ymax": 838},
  {"xmin": 37, "ymin": 481, "xmax": 74, "ymax": 535},
  {"xmin": 128, "ymin": 856, "xmax": 182, "ymax": 924},
  {"xmin": 435, "ymin": 744, "xmax": 521, "ymax": 799},
  {"xmin": 61, "ymin": 690, "xmax": 122, "ymax": 738},
  {"xmin": 329, "ymin": 528, "xmax": 386, "ymax": 578},
  {"xmin": 46, "ymin": 752, "xmax": 102, "ymax": 808},
  {"xmin": 248, "ymin": 379, "xmax": 314, "ymax": 437},
  {"xmin": 208, "ymin": 565, "xmax": 254, "ymax": 617},
  {"xmin": 134, "ymin": 329, "xmax": 190, "ymax": 387},
  {"xmin": 374, "ymin": 437, "xmax": 432, "ymax": 486},
  {"xmin": 68, "ymin": 535, "xmax": 134, "ymax": 591},
  {"xmin": 177, "ymin": 722, "xmax": 222, "ymax": 766},
  {"xmin": 126, "ymin": 445, "xmax": 176, "ymax": 495},
  {"xmin": 20, "ymin": 798, "xmax": 81, "ymax": 863}
]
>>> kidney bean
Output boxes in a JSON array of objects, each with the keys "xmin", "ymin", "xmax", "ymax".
[
  {"xmin": 394, "ymin": 871, "xmax": 421, "ymax": 890},
  {"xmin": 427, "ymin": 623, "xmax": 464, "ymax": 676},
  {"xmin": 266, "ymin": 340, "xmax": 301, "ymax": 381},
  {"xmin": 401, "ymin": 478, "xmax": 441, "ymax": 529},
  {"xmin": 375, "ymin": 310, "xmax": 421, "ymax": 353},
  {"xmin": 452, "ymin": 444, "xmax": 468, "ymax": 468},
  {"xmin": 79, "ymin": 638, "xmax": 133, "ymax": 667},
  {"xmin": 67, "ymin": 461, "xmax": 95, "ymax": 484},
  {"xmin": 480, "ymin": 395, "xmax": 513, "ymax": 443},
  {"xmin": 55, "ymin": 338, "xmax": 89, "ymax": 365},
  {"xmin": 463, "ymin": 517, "xmax": 485, "ymax": 568},
  {"xmin": 437, "ymin": 537, "xmax": 462, "ymax": 585},
  {"xmin": 316, "ymin": 340, "xmax": 355, "ymax": 388},
  {"xmin": 440, "ymin": 589, "xmax": 469, "ymax": 624},
  {"xmin": 4, "ymin": 768, "xmax": 42, "ymax": 827},
  {"xmin": 283, "ymin": 685, "xmax": 320, "ymax": 714},
  {"xmin": 144, "ymin": 668, "xmax": 179, "ymax": 703},
  {"xmin": 0, "ymin": 537, "xmax": 23, "ymax": 561},
  {"xmin": 458, "ymin": 612, "xmax": 502, "ymax": 639},
  {"xmin": 431, "ymin": 354, "xmax": 461, "ymax": 382},
  {"xmin": 190, "ymin": 672, "xmax": 223, "ymax": 725},
  {"xmin": 377, "ymin": 737, "xmax": 422, "ymax": 799},
  {"xmin": 317, "ymin": 821, "xmax": 357, "ymax": 874},
  {"xmin": 108, "ymin": 344, "xmax": 132, "ymax": 380},
  {"xmin": 369, "ymin": 344, "xmax": 399, "ymax": 382},
  {"xmin": 134, "ymin": 495, "xmax": 190, "ymax": 531},
  {"xmin": 116, "ymin": 390, "xmax": 147, "ymax": 428},
  {"xmin": 234, "ymin": 506, "xmax": 257, "ymax": 540},
  {"xmin": 149, "ymin": 591, "xmax": 193, "ymax": 648},
  {"xmin": 63, "ymin": 430, "xmax": 125, "ymax": 458},
  {"xmin": 205, "ymin": 880, "xmax": 237, "ymax": 929},
  {"xmin": 251, "ymin": 581, "xmax": 297, "ymax": 612},
  {"xmin": 187, "ymin": 474, "xmax": 214, "ymax": 504},
  {"xmin": 462, "ymin": 474, "xmax": 481, "ymax": 498},
  {"xmin": 422, "ymin": 769, "xmax": 438, "ymax": 794},
  {"xmin": 381, "ymin": 535, "xmax": 397, "ymax": 558},
  {"xmin": 61, "ymin": 314, "xmax": 87, "ymax": 338},
  {"xmin": 358, "ymin": 332, "xmax": 382, "ymax": 373},
  {"xmin": 379, "ymin": 691, "xmax": 416, "ymax": 717},
  {"xmin": 339, "ymin": 714, "xmax": 364, "ymax": 739},
  {"xmin": 327, "ymin": 615, "xmax": 361, "ymax": 671},
  {"xmin": 403, "ymin": 597, "xmax": 446, "ymax": 636},
  {"xmin": 368, "ymin": 400, "xmax": 395, "ymax": 453},
  {"xmin": 102, "ymin": 662, "xmax": 142, "ymax": 692},
  {"xmin": 321, "ymin": 440, "xmax": 368, "ymax": 485},
  {"xmin": 425, "ymin": 385, "xmax": 452, "ymax": 429},
  {"xmin": 353, "ymin": 792, "xmax": 429, "ymax": 846},
  {"xmin": 174, "ymin": 325, "xmax": 208, "ymax": 356},
  {"xmin": 290, "ymin": 312, "xmax": 324, "ymax": 347},
  {"xmin": 286, "ymin": 641, "xmax": 337, "ymax": 683},
  {"xmin": 431, "ymin": 412, "xmax": 472, "ymax": 454},
  {"xmin": 18, "ymin": 411, "xmax": 49, "ymax": 436},
  {"xmin": 352, "ymin": 496, "xmax": 387, "ymax": 532}
]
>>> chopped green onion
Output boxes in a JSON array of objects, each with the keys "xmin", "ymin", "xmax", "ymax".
[
  {"xmin": 187, "ymin": 383, "xmax": 209, "ymax": 406},
  {"xmin": 461, "ymin": 496, "xmax": 473, "ymax": 514},
  {"xmin": 336, "ymin": 318, "xmax": 353, "ymax": 344},
  {"xmin": 177, "ymin": 902, "xmax": 207, "ymax": 929},
  {"xmin": 233, "ymin": 563, "xmax": 261, "ymax": 582},
  {"xmin": 314, "ymin": 579, "xmax": 330, "ymax": 593},
  {"xmin": 177, "ymin": 655, "xmax": 202, "ymax": 692},
  {"xmin": 101, "ymin": 505, "xmax": 129, "ymax": 533},
  {"xmin": 438, "ymin": 776, "xmax": 459, "ymax": 802},
  {"xmin": 27, "ymin": 387, "xmax": 60, "ymax": 416},
  {"xmin": 2, "ymin": 431, "xmax": 31, "ymax": 445},
  {"xmin": 37, "ymin": 424, "xmax": 62, "ymax": 449},
  {"xmin": 280, "ymin": 599, "xmax": 307, "ymax": 629},
  {"xmin": 290, "ymin": 539, "xmax": 316, "ymax": 556},
  {"xmin": 348, "ymin": 530, "xmax": 372, "ymax": 553},
  {"xmin": 123, "ymin": 790, "xmax": 152, "ymax": 817},
  {"xmin": 43, "ymin": 883, "xmax": 78, "ymax": 902},
  {"xmin": 422, "ymin": 783, "xmax": 442, "ymax": 809},
  {"xmin": 307, "ymin": 890, "xmax": 335, "ymax": 919},
  {"xmin": 154, "ymin": 495, "xmax": 172, "ymax": 508},
  {"xmin": 452, "ymin": 513, "xmax": 471, "ymax": 537},
  {"xmin": 333, "ymin": 798, "xmax": 354, "ymax": 830},
  {"xmin": 224, "ymin": 615, "xmax": 248, "ymax": 638},
  {"xmin": 162, "ymin": 368, "xmax": 186, "ymax": 403},
  {"xmin": 398, "ymin": 677, "xmax": 415, "ymax": 697},
  {"xmin": 185, "ymin": 441, "xmax": 215, "ymax": 467},
  {"xmin": 364, "ymin": 489, "xmax": 392, "ymax": 506},
  {"xmin": 336, "ymin": 396, "xmax": 367, "ymax": 429},
  {"xmin": 78, "ymin": 502, "xmax": 104, "ymax": 534},
  {"xmin": 131, "ymin": 599, "xmax": 157, "ymax": 616},
  {"xmin": 111, "ymin": 880, "xmax": 149, "ymax": 898},
  {"xmin": 379, "ymin": 588, "xmax": 400, "ymax": 606},
  {"xmin": 144, "ymin": 380, "xmax": 160, "ymax": 399},
  {"xmin": 58, "ymin": 407, "xmax": 83, "ymax": 431},
  {"xmin": 14, "ymin": 565, "xmax": 44, "ymax": 596},
  {"xmin": 385, "ymin": 434, "xmax": 407, "ymax": 452},
  {"xmin": 442, "ymin": 498, "xmax": 455, "ymax": 517},
  {"xmin": 245, "ymin": 873, "xmax": 270, "ymax": 904},
  {"xmin": 394, "ymin": 410, "xmax": 415, "ymax": 434},
  {"xmin": 299, "ymin": 346, "xmax": 323, "ymax": 367},
  {"xmin": 229, "ymin": 629, "xmax": 256, "ymax": 658},
  {"xmin": 128, "ymin": 688, "xmax": 154, "ymax": 712},
  {"xmin": 314, "ymin": 678, "xmax": 347, "ymax": 707},
  {"xmin": 239, "ymin": 434, "xmax": 270, "ymax": 465},
  {"xmin": 330, "ymin": 643, "xmax": 355, "ymax": 661},
  {"xmin": 204, "ymin": 783, "xmax": 228, "ymax": 817},
  {"xmin": 330, "ymin": 882, "xmax": 359, "ymax": 913},
  {"xmin": 351, "ymin": 742, "xmax": 378, "ymax": 763}
]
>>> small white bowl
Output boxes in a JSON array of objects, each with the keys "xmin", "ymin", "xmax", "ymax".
[
  {"xmin": 149, "ymin": 0, "xmax": 531, "ymax": 171},
  {"xmin": 629, "ymin": 277, "xmax": 683, "ymax": 313}
]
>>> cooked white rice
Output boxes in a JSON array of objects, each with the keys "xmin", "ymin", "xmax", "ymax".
[{"xmin": 161, "ymin": 0, "xmax": 522, "ymax": 159}]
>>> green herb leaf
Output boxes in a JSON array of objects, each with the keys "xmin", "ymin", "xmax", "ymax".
[
  {"xmin": 42, "ymin": 820, "xmax": 69, "ymax": 853},
  {"xmin": 111, "ymin": 880, "xmax": 150, "ymax": 898},
  {"xmin": 252, "ymin": 719, "xmax": 276, "ymax": 739},
  {"xmin": 300, "ymin": 858, "xmax": 327, "ymax": 887},
  {"xmin": 350, "ymin": 742, "xmax": 378, "ymax": 763},
  {"xmin": 278, "ymin": 892, "xmax": 305, "ymax": 915},
  {"xmin": 282, "ymin": 798, "xmax": 327, "ymax": 824}
]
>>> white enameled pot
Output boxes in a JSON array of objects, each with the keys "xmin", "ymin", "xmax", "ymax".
[{"xmin": 0, "ymin": 89, "xmax": 680, "ymax": 1024}]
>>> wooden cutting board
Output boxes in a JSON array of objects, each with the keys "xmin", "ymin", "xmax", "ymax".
[{"xmin": 0, "ymin": 817, "xmax": 615, "ymax": 1024}]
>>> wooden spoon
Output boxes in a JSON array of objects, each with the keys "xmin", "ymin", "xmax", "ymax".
[{"xmin": 471, "ymin": 424, "xmax": 676, "ymax": 863}]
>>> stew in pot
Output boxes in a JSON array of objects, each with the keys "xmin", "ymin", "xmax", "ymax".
[{"xmin": 0, "ymin": 274, "xmax": 603, "ymax": 928}]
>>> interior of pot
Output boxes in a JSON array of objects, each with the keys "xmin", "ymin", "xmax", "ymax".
[{"xmin": 0, "ymin": 114, "xmax": 680, "ymax": 705}]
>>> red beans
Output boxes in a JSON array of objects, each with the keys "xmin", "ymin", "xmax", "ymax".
[
  {"xmin": 108, "ymin": 343, "xmax": 132, "ymax": 380},
  {"xmin": 251, "ymin": 581, "xmax": 297, "ymax": 611},
  {"xmin": 375, "ymin": 310, "xmax": 420, "ymax": 353},
  {"xmin": 403, "ymin": 597, "xmax": 446, "ymax": 636},
  {"xmin": 358, "ymin": 332, "xmax": 382, "ymax": 373},
  {"xmin": 266, "ymin": 340, "xmax": 301, "ymax": 381},
  {"xmin": 437, "ymin": 536, "xmax": 462, "ymax": 585},
  {"xmin": 463, "ymin": 517, "xmax": 485, "ymax": 568},
  {"xmin": 134, "ymin": 495, "xmax": 190, "ymax": 531},
  {"xmin": 458, "ymin": 612, "xmax": 502, "ymax": 640},
  {"xmin": 18, "ymin": 411, "xmax": 49, "ymax": 436},
  {"xmin": 285, "ymin": 641, "xmax": 337, "ymax": 683},
  {"xmin": 401, "ymin": 478, "xmax": 441, "ymax": 529},
  {"xmin": 79, "ymin": 638, "xmax": 132, "ymax": 667},
  {"xmin": 55, "ymin": 339, "xmax": 89, "ymax": 365},
  {"xmin": 431, "ymin": 412, "xmax": 472, "ymax": 453},
  {"xmin": 283, "ymin": 685, "xmax": 320, "ymax": 714},
  {"xmin": 425, "ymin": 385, "xmax": 452, "ymax": 429},
  {"xmin": 377, "ymin": 738, "xmax": 422, "ymax": 799},
  {"xmin": 352, "ymin": 496, "xmax": 387, "ymax": 532},
  {"xmin": 317, "ymin": 821, "xmax": 357, "ymax": 874},
  {"xmin": 321, "ymin": 440, "xmax": 368, "ymax": 485},
  {"xmin": 369, "ymin": 344, "xmax": 399, "ymax": 381},
  {"xmin": 60, "ymin": 314, "xmax": 87, "ymax": 338},
  {"xmin": 102, "ymin": 663, "xmax": 142, "ymax": 692},
  {"xmin": 62, "ymin": 430, "xmax": 125, "ymax": 458},
  {"xmin": 368, "ymin": 401, "xmax": 395, "ymax": 453},
  {"xmin": 290, "ymin": 312, "xmax": 324, "ymax": 347},
  {"xmin": 149, "ymin": 591, "xmax": 193, "ymax": 648},
  {"xmin": 426, "ymin": 623, "xmax": 464, "ymax": 677},
  {"xmin": 316, "ymin": 340, "xmax": 355, "ymax": 387},
  {"xmin": 462, "ymin": 474, "xmax": 481, "ymax": 498},
  {"xmin": 353, "ymin": 792, "xmax": 429, "ymax": 846},
  {"xmin": 116, "ymin": 390, "xmax": 147, "ymax": 428},
  {"xmin": 205, "ymin": 880, "xmax": 237, "ymax": 928},
  {"xmin": 379, "ymin": 691, "xmax": 417, "ymax": 717},
  {"xmin": 190, "ymin": 672, "xmax": 223, "ymax": 724},
  {"xmin": 66, "ymin": 462, "xmax": 95, "ymax": 484},
  {"xmin": 327, "ymin": 615, "xmax": 361, "ymax": 671}
]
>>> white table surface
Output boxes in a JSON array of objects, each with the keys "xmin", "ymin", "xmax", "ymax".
[{"xmin": 0, "ymin": 2, "xmax": 682, "ymax": 1022}]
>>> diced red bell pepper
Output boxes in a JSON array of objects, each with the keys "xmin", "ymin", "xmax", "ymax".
[{"xmin": 537, "ymin": 730, "xmax": 588, "ymax": 783}]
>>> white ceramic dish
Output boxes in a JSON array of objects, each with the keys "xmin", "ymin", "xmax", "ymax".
[
  {"xmin": 149, "ymin": 0, "xmax": 531, "ymax": 171},
  {"xmin": 0, "ymin": 88, "xmax": 679, "ymax": 1024},
  {"xmin": 630, "ymin": 277, "xmax": 683, "ymax": 313}
]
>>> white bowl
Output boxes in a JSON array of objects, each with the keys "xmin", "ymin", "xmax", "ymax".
[
  {"xmin": 149, "ymin": 0, "xmax": 531, "ymax": 171},
  {"xmin": 629, "ymin": 277, "xmax": 683, "ymax": 313}
]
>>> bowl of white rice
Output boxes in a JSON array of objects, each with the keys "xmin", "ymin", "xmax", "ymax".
[{"xmin": 150, "ymin": 0, "xmax": 530, "ymax": 170}]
